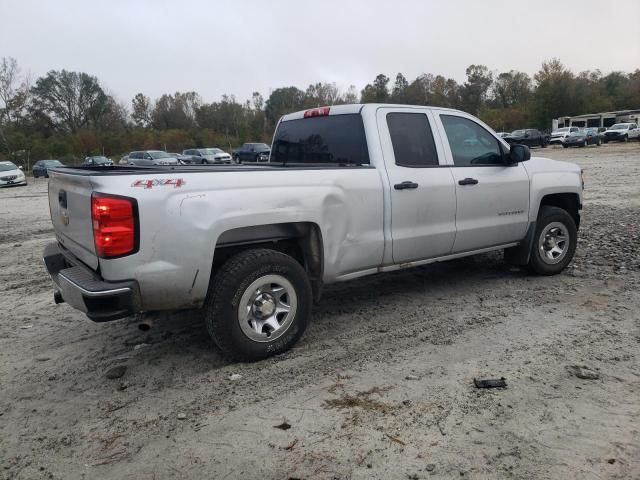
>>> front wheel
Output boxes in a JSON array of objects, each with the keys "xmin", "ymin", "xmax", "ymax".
[
  {"xmin": 623, "ymin": 135, "xmax": 628, "ymax": 142},
  {"xmin": 204, "ymin": 248, "xmax": 312, "ymax": 361},
  {"xmin": 528, "ymin": 206, "xmax": 577, "ymax": 275}
]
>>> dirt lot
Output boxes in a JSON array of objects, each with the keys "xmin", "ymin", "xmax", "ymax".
[{"xmin": 1, "ymin": 143, "xmax": 639, "ymax": 479}]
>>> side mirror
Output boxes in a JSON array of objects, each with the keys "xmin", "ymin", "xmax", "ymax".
[
  {"xmin": 18, "ymin": 166, "xmax": 23, "ymax": 170},
  {"xmin": 509, "ymin": 144, "xmax": 530, "ymax": 164}
]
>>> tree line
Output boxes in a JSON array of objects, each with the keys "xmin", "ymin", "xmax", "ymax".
[{"xmin": 0, "ymin": 56, "xmax": 638, "ymax": 165}]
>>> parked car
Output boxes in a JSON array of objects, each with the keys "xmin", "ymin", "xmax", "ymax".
[
  {"xmin": 83, "ymin": 156, "xmax": 113, "ymax": 166},
  {"xmin": 563, "ymin": 129, "xmax": 601, "ymax": 148},
  {"xmin": 232, "ymin": 143, "xmax": 270, "ymax": 163},
  {"xmin": 549, "ymin": 126, "xmax": 580, "ymax": 145},
  {"xmin": 128, "ymin": 151, "xmax": 180, "ymax": 166},
  {"xmin": 168, "ymin": 153, "xmax": 191, "ymax": 164},
  {"xmin": 43, "ymin": 103, "xmax": 584, "ymax": 361},
  {"xmin": 33, "ymin": 159, "xmax": 64, "ymax": 178},
  {"xmin": 182, "ymin": 148, "xmax": 232, "ymax": 164},
  {"xmin": 603, "ymin": 123, "xmax": 640, "ymax": 143},
  {"xmin": 504, "ymin": 129, "xmax": 548, "ymax": 148},
  {"xmin": 0, "ymin": 161, "xmax": 27, "ymax": 187}
]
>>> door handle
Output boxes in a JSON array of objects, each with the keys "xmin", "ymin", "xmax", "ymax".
[
  {"xmin": 458, "ymin": 178, "xmax": 479, "ymax": 186},
  {"xmin": 394, "ymin": 181, "xmax": 419, "ymax": 190}
]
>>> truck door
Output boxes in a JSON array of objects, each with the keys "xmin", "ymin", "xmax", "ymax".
[
  {"xmin": 376, "ymin": 107, "xmax": 457, "ymax": 263},
  {"xmin": 433, "ymin": 112, "xmax": 530, "ymax": 253}
]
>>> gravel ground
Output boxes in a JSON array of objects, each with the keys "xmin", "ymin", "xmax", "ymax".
[{"xmin": 0, "ymin": 143, "xmax": 639, "ymax": 480}]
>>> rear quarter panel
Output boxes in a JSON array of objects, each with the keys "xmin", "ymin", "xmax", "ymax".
[{"xmin": 94, "ymin": 168, "xmax": 384, "ymax": 311}]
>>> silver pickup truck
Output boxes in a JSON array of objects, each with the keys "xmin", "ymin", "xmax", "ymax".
[{"xmin": 43, "ymin": 104, "xmax": 584, "ymax": 360}]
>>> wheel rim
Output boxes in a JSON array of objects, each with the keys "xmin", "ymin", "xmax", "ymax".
[
  {"xmin": 538, "ymin": 222, "xmax": 569, "ymax": 265},
  {"xmin": 238, "ymin": 274, "xmax": 297, "ymax": 342}
]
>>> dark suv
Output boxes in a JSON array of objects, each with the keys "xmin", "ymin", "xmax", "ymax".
[
  {"xmin": 232, "ymin": 143, "xmax": 270, "ymax": 163},
  {"xmin": 504, "ymin": 129, "xmax": 548, "ymax": 148}
]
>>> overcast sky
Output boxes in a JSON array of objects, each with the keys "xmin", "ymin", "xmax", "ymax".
[{"xmin": 2, "ymin": 0, "xmax": 639, "ymax": 104}]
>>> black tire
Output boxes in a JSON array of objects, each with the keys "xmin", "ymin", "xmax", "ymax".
[
  {"xmin": 582, "ymin": 140, "xmax": 587, "ymax": 148},
  {"xmin": 204, "ymin": 248, "xmax": 312, "ymax": 361},
  {"xmin": 596, "ymin": 139, "xmax": 601, "ymax": 146},
  {"xmin": 44, "ymin": 173, "xmax": 49, "ymax": 178},
  {"xmin": 563, "ymin": 144, "xmax": 569, "ymax": 148},
  {"xmin": 201, "ymin": 159, "xmax": 207, "ymax": 165},
  {"xmin": 604, "ymin": 139, "xmax": 608, "ymax": 144},
  {"xmin": 233, "ymin": 155, "xmax": 240, "ymax": 164},
  {"xmin": 623, "ymin": 135, "xmax": 628, "ymax": 143},
  {"xmin": 528, "ymin": 206, "xmax": 577, "ymax": 276}
]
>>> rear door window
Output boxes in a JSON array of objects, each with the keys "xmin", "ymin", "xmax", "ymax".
[
  {"xmin": 271, "ymin": 114, "xmax": 370, "ymax": 165},
  {"xmin": 387, "ymin": 113, "xmax": 439, "ymax": 167}
]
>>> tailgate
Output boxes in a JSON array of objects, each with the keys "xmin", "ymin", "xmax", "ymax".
[{"xmin": 48, "ymin": 169, "xmax": 99, "ymax": 270}]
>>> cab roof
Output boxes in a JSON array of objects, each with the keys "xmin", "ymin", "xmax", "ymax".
[{"xmin": 280, "ymin": 103, "xmax": 465, "ymax": 122}]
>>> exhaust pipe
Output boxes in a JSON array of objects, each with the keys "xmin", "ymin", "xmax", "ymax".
[
  {"xmin": 54, "ymin": 290, "xmax": 64, "ymax": 304},
  {"xmin": 138, "ymin": 317, "xmax": 152, "ymax": 331}
]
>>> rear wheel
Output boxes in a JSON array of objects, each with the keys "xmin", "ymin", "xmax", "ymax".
[
  {"xmin": 528, "ymin": 206, "xmax": 577, "ymax": 276},
  {"xmin": 204, "ymin": 248, "xmax": 312, "ymax": 361}
]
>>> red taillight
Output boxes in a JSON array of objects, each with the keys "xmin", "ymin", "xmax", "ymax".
[
  {"xmin": 303, "ymin": 106, "xmax": 330, "ymax": 118},
  {"xmin": 91, "ymin": 194, "xmax": 137, "ymax": 258}
]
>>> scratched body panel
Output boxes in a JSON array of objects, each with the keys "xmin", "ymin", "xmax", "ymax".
[{"xmin": 91, "ymin": 168, "xmax": 384, "ymax": 310}]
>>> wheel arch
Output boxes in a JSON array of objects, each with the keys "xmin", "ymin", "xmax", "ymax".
[
  {"xmin": 539, "ymin": 192, "xmax": 581, "ymax": 230},
  {"xmin": 210, "ymin": 222, "xmax": 324, "ymax": 302}
]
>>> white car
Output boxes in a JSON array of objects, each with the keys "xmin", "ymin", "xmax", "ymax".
[
  {"xmin": 603, "ymin": 123, "xmax": 640, "ymax": 143},
  {"xmin": 0, "ymin": 161, "xmax": 27, "ymax": 187},
  {"xmin": 549, "ymin": 126, "xmax": 580, "ymax": 145}
]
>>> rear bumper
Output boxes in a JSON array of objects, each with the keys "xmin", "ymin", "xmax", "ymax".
[{"xmin": 43, "ymin": 242, "xmax": 140, "ymax": 322}]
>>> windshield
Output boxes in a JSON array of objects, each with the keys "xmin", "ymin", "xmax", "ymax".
[
  {"xmin": 271, "ymin": 114, "xmax": 369, "ymax": 165},
  {"xmin": 204, "ymin": 148, "xmax": 223, "ymax": 154},
  {"xmin": 554, "ymin": 127, "xmax": 570, "ymax": 133},
  {"xmin": 511, "ymin": 130, "xmax": 526, "ymax": 136},
  {"xmin": 0, "ymin": 162, "xmax": 18, "ymax": 172},
  {"xmin": 609, "ymin": 124, "xmax": 629, "ymax": 130},
  {"xmin": 148, "ymin": 151, "xmax": 172, "ymax": 159}
]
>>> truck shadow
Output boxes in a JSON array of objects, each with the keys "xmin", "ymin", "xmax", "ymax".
[{"xmin": 119, "ymin": 251, "xmax": 527, "ymax": 368}]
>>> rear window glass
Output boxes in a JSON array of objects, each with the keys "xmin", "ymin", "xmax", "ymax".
[{"xmin": 271, "ymin": 114, "xmax": 369, "ymax": 165}]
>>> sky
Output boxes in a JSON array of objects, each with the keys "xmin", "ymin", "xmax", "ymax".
[{"xmin": 2, "ymin": 0, "xmax": 639, "ymax": 104}]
